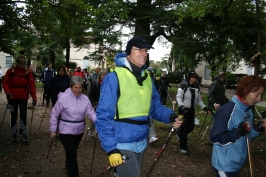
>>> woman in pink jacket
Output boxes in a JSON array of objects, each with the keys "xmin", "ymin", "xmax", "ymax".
[{"xmin": 50, "ymin": 76, "xmax": 96, "ymax": 177}]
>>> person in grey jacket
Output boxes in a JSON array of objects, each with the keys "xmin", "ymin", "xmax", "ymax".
[
  {"xmin": 176, "ymin": 70, "xmax": 208, "ymax": 154},
  {"xmin": 49, "ymin": 76, "xmax": 96, "ymax": 177},
  {"xmin": 208, "ymin": 71, "xmax": 228, "ymax": 110}
]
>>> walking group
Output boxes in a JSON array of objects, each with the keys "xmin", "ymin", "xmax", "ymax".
[{"xmin": 1, "ymin": 36, "xmax": 266, "ymax": 177}]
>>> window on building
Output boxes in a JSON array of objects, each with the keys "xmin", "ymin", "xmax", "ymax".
[
  {"xmin": 205, "ymin": 66, "xmax": 211, "ymax": 80},
  {"xmin": 6, "ymin": 56, "xmax": 13, "ymax": 68}
]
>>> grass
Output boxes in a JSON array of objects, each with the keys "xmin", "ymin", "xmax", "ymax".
[{"xmin": 35, "ymin": 82, "xmax": 43, "ymax": 88}]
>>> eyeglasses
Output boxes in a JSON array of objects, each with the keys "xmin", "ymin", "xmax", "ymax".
[{"xmin": 132, "ymin": 48, "xmax": 149, "ymax": 54}]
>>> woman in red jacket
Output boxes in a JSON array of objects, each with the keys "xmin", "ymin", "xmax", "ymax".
[{"xmin": 2, "ymin": 54, "xmax": 37, "ymax": 143}]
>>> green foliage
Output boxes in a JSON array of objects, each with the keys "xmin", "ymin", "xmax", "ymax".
[
  {"xmin": 225, "ymin": 72, "xmax": 247, "ymax": 87},
  {"xmin": 167, "ymin": 71, "xmax": 183, "ymax": 83}
]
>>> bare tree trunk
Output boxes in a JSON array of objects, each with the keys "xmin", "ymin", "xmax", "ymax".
[{"xmin": 65, "ymin": 38, "xmax": 70, "ymax": 68}]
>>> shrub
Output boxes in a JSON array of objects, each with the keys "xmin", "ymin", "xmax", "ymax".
[
  {"xmin": 225, "ymin": 72, "xmax": 247, "ymax": 88},
  {"xmin": 167, "ymin": 71, "xmax": 183, "ymax": 83}
]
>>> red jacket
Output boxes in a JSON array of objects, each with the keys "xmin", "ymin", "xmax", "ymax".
[
  {"xmin": 2, "ymin": 65, "xmax": 37, "ymax": 100},
  {"xmin": 72, "ymin": 70, "xmax": 84, "ymax": 78}
]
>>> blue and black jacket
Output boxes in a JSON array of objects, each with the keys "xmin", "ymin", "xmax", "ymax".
[
  {"xmin": 95, "ymin": 52, "xmax": 174, "ymax": 153},
  {"xmin": 210, "ymin": 95, "xmax": 261, "ymax": 172}
]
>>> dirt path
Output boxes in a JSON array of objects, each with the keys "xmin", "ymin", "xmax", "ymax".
[{"xmin": 0, "ymin": 88, "xmax": 265, "ymax": 177}]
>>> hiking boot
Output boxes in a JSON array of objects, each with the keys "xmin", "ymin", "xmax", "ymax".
[
  {"xmin": 20, "ymin": 134, "xmax": 29, "ymax": 143},
  {"xmin": 12, "ymin": 134, "xmax": 17, "ymax": 142}
]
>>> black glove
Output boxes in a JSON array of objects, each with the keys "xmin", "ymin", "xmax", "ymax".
[
  {"xmin": 203, "ymin": 107, "xmax": 208, "ymax": 113},
  {"xmin": 169, "ymin": 113, "xmax": 178, "ymax": 122},
  {"xmin": 32, "ymin": 100, "xmax": 37, "ymax": 106},
  {"xmin": 237, "ymin": 121, "xmax": 249, "ymax": 136},
  {"xmin": 255, "ymin": 120, "xmax": 265, "ymax": 132},
  {"xmin": 179, "ymin": 106, "xmax": 186, "ymax": 114},
  {"xmin": 6, "ymin": 94, "xmax": 12, "ymax": 100}
]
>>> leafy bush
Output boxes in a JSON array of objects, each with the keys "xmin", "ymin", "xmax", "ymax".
[
  {"xmin": 167, "ymin": 71, "xmax": 183, "ymax": 83},
  {"xmin": 225, "ymin": 72, "xmax": 247, "ymax": 88}
]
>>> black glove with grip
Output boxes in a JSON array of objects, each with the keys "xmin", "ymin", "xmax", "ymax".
[
  {"xmin": 237, "ymin": 121, "xmax": 249, "ymax": 136},
  {"xmin": 32, "ymin": 100, "xmax": 37, "ymax": 106},
  {"xmin": 6, "ymin": 94, "xmax": 12, "ymax": 100},
  {"xmin": 169, "ymin": 113, "xmax": 178, "ymax": 122},
  {"xmin": 203, "ymin": 107, "xmax": 208, "ymax": 113},
  {"xmin": 179, "ymin": 106, "xmax": 186, "ymax": 114}
]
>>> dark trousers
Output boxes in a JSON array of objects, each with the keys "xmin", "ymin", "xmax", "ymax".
[
  {"xmin": 177, "ymin": 108, "xmax": 195, "ymax": 150},
  {"xmin": 0, "ymin": 78, "xmax": 2, "ymax": 92},
  {"xmin": 214, "ymin": 167, "xmax": 240, "ymax": 177},
  {"xmin": 160, "ymin": 90, "xmax": 167, "ymax": 105},
  {"xmin": 59, "ymin": 133, "xmax": 83, "ymax": 177},
  {"xmin": 9, "ymin": 99, "xmax": 28, "ymax": 135}
]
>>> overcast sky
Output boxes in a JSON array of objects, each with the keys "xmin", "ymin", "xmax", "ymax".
[{"xmin": 149, "ymin": 39, "xmax": 172, "ymax": 62}]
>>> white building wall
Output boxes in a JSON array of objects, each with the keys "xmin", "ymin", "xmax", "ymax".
[
  {"xmin": 196, "ymin": 60, "xmax": 253, "ymax": 86},
  {"xmin": 66, "ymin": 43, "xmax": 100, "ymax": 69},
  {"xmin": 0, "ymin": 51, "xmax": 13, "ymax": 74}
]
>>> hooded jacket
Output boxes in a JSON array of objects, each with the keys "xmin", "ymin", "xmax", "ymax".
[
  {"xmin": 95, "ymin": 52, "xmax": 174, "ymax": 153},
  {"xmin": 50, "ymin": 88, "xmax": 96, "ymax": 135},
  {"xmin": 210, "ymin": 95, "xmax": 261, "ymax": 172}
]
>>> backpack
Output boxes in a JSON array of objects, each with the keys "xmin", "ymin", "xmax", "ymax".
[{"xmin": 10, "ymin": 67, "xmax": 28, "ymax": 80}]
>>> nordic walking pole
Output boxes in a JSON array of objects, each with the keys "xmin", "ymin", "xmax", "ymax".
[
  {"xmin": 46, "ymin": 139, "xmax": 53, "ymax": 159},
  {"xmin": 243, "ymin": 113, "xmax": 254, "ymax": 177},
  {"xmin": 165, "ymin": 89, "xmax": 173, "ymax": 103},
  {"xmin": 0, "ymin": 103, "xmax": 13, "ymax": 132},
  {"xmin": 90, "ymin": 132, "xmax": 98, "ymax": 173},
  {"xmin": 38, "ymin": 105, "xmax": 49, "ymax": 130},
  {"xmin": 0, "ymin": 104, "xmax": 9, "ymax": 132},
  {"xmin": 97, "ymin": 156, "xmax": 128, "ymax": 177},
  {"xmin": 146, "ymin": 115, "xmax": 184, "ymax": 177},
  {"xmin": 39, "ymin": 85, "xmax": 44, "ymax": 106},
  {"xmin": 97, "ymin": 166, "xmax": 112, "ymax": 177},
  {"xmin": 83, "ymin": 127, "xmax": 90, "ymax": 146},
  {"xmin": 200, "ymin": 111, "xmax": 214, "ymax": 141},
  {"xmin": 29, "ymin": 106, "xmax": 35, "ymax": 134},
  {"xmin": 197, "ymin": 112, "xmax": 209, "ymax": 139}
]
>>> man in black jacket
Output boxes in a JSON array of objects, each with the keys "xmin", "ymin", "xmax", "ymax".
[{"xmin": 208, "ymin": 71, "xmax": 228, "ymax": 110}]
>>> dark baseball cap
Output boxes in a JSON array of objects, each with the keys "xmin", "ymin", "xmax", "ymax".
[{"xmin": 125, "ymin": 36, "xmax": 154, "ymax": 55}]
